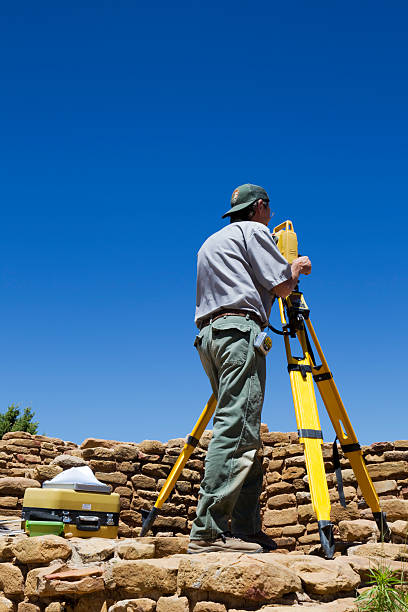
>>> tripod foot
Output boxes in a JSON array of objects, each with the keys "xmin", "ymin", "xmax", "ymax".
[
  {"xmin": 140, "ymin": 506, "xmax": 159, "ymax": 537},
  {"xmin": 373, "ymin": 511, "xmax": 391, "ymax": 542},
  {"xmin": 318, "ymin": 520, "xmax": 335, "ymax": 559}
]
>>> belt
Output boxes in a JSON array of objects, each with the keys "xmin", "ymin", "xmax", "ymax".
[{"xmin": 198, "ymin": 309, "xmax": 264, "ymax": 331}]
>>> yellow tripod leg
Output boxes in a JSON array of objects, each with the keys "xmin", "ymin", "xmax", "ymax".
[
  {"xmin": 140, "ymin": 394, "xmax": 217, "ymax": 536},
  {"xmin": 305, "ymin": 317, "xmax": 390, "ymax": 540},
  {"xmin": 279, "ymin": 299, "xmax": 334, "ymax": 557}
]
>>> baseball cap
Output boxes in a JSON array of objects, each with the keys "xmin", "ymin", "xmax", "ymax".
[{"xmin": 222, "ymin": 183, "xmax": 269, "ymax": 219}]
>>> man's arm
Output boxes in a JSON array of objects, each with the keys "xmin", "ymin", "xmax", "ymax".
[{"xmin": 273, "ymin": 256, "xmax": 312, "ymax": 298}]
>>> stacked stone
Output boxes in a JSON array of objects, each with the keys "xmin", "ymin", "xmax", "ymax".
[
  {"xmin": 0, "ymin": 432, "xmax": 78, "ymax": 519},
  {"xmin": 0, "ymin": 533, "xmax": 406, "ymax": 611},
  {"xmin": 77, "ymin": 435, "xmax": 209, "ymax": 538},
  {"xmin": 0, "ymin": 429, "xmax": 407, "ymax": 553},
  {"xmin": 259, "ymin": 429, "xmax": 408, "ymax": 552}
]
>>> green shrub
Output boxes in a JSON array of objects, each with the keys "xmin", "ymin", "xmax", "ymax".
[
  {"xmin": 0, "ymin": 404, "xmax": 39, "ymax": 438},
  {"xmin": 356, "ymin": 565, "xmax": 408, "ymax": 611}
]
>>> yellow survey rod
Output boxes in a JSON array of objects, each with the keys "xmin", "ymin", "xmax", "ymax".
[
  {"xmin": 140, "ymin": 394, "xmax": 217, "ymax": 535},
  {"xmin": 306, "ymin": 318, "xmax": 382, "ymax": 513}
]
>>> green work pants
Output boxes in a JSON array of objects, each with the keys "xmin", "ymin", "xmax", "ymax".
[{"xmin": 190, "ymin": 314, "xmax": 266, "ymax": 541}]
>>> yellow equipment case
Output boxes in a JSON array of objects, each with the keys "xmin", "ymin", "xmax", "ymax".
[{"xmin": 22, "ymin": 486, "xmax": 120, "ymax": 538}]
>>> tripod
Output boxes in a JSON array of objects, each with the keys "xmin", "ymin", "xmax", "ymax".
[{"xmin": 140, "ymin": 226, "xmax": 390, "ymax": 559}]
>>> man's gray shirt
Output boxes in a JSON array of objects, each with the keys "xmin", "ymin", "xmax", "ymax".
[{"xmin": 195, "ymin": 221, "xmax": 292, "ymax": 327}]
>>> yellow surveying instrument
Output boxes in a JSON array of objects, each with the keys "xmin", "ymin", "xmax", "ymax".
[{"xmin": 140, "ymin": 221, "xmax": 390, "ymax": 558}]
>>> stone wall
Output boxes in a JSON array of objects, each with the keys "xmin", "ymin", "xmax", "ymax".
[
  {"xmin": 1, "ymin": 533, "xmax": 407, "ymax": 611},
  {"xmin": 0, "ymin": 428, "xmax": 407, "ymax": 552}
]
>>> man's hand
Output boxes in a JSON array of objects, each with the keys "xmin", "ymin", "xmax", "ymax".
[
  {"xmin": 273, "ymin": 256, "xmax": 312, "ymax": 298},
  {"xmin": 291, "ymin": 256, "xmax": 312, "ymax": 277}
]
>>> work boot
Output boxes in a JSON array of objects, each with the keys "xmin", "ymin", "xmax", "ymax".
[
  {"xmin": 232, "ymin": 530, "xmax": 278, "ymax": 551},
  {"xmin": 188, "ymin": 531, "xmax": 263, "ymax": 554}
]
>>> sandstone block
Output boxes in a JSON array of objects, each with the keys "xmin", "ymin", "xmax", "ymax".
[
  {"xmin": 114, "ymin": 486, "xmax": 132, "ymax": 497},
  {"xmin": 266, "ymin": 481, "xmax": 295, "ymax": 495},
  {"xmin": 285, "ymin": 455, "xmax": 306, "ymax": 468},
  {"xmin": 82, "ymin": 447, "xmax": 115, "ymax": 460},
  {"xmin": 263, "ymin": 507, "xmax": 297, "ymax": 527},
  {"xmin": 180, "ymin": 469, "xmax": 200, "ymax": 482},
  {"xmin": 117, "ymin": 461, "xmax": 135, "ymax": 473},
  {"xmin": 17, "ymin": 604, "xmax": 41, "ymax": 612},
  {"xmin": 0, "ymin": 538, "xmax": 15, "ymax": 562},
  {"xmin": 175, "ymin": 481, "xmax": 192, "ymax": 494},
  {"xmin": 379, "ymin": 498, "xmax": 408, "ymax": 521},
  {"xmin": 120, "ymin": 497, "xmax": 130, "ymax": 509},
  {"xmin": 384, "ymin": 450, "xmax": 408, "ymax": 461},
  {"xmin": 282, "ymin": 466, "xmax": 305, "ymax": 480},
  {"xmin": 330, "ymin": 502, "xmax": 360, "ymax": 522},
  {"xmin": 70, "ymin": 537, "xmax": 116, "ymax": 562},
  {"xmin": 296, "ymin": 491, "xmax": 311, "ymax": 504},
  {"xmin": 298, "ymin": 532, "xmax": 320, "ymax": 544},
  {"xmin": 282, "ymin": 524, "xmax": 305, "ymax": 537},
  {"xmin": 261, "ymin": 432, "xmax": 291, "ymax": 444},
  {"xmin": 16, "ymin": 453, "xmax": 41, "ymax": 464},
  {"xmin": 116, "ymin": 539, "xmax": 155, "ymax": 559},
  {"xmin": 264, "ymin": 527, "xmax": 283, "ymax": 538},
  {"xmin": 147, "ymin": 536, "xmax": 189, "ymax": 557},
  {"xmin": 156, "ymin": 595, "xmax": 189, "ymax": 612},
  {"xmin": 0, "ymin": 562, "xmax": 24, "ymax": 597},
  {"xmin": 108, "ymin": 599, "xmax": 156, "ymax": 612},
  {"xmin": 266, "ymin": 471, "xmax": 281, "ymax": 484},
  {"xmin": 110, "ymin": 558, "xmax": 180, "ymax": 598},
  {"xmin": 370, "ymin": 441, "xmax": 393, "ymax": 453},
  {"xmin": 142, "ymin": 464, "xmax": 169, "ymax": 479},
  {"xmin": 120, "ymin": 510, "xmax": 142, "ymax": 527},
  {"xmin": 45, "ymin": 604, "xmax": 64, "ymax": 612},
  {"xmin": 391, "ymin": 519, "xmax": 408, "ymax": 541},
  {"xmin": 0, "ymin": 477, "xmax": 40, "ymax": 495},
  {"xmin": 89, "ymin": 460, "xmax": 117, "ymax": 473},
  {"xmin": 80, "ymin": 438, "xmax": 119, "ymax": 449},
  {"xmin": 358, "ymin": 479, "xmax": 398, "ymax": 496},
  {"xmin": 329, "ymin": 486, "xmax": 356, "ymax": 504},
  {"xmin": 367, "ymin": 461, "xmax": 408, "ymax": 480},
  {"xmin": 267, "ymin": 493, "xmax": 296, "ymax": 509},
  {"xmin": 3, "ymin": 431, "xmax": 33, "ymax": 440},
  {"xmin": 177, "ymin": 553, "xmax": 301, "ymax": 603},
  {"xmin": 131, "ymin": 474, "xmax": 156, "ymax": 489},
  {"xmin": 1, "ymin": 443, "xmax": 39, "ymax": 454},
  {"xmin": 395, "ymin": 440, "xmax": 408, "ymax": 449},
  {"xmin": 114, "ymin": 445, "xmax": 140, "ymax": 461},
  {"xmin": 12, "ymin": 534, "xmax": 72, "ymax": 564},
  {"xmin": 0, "ymin": 497, "xmax": 18, "ymax": 508},
  {"xmin": 0, "ymin": 597, "xmax": 14, "ymax": 611},
  {"xmin": 138, "ymin": 440, "xmax": 166, "ymax": 455},
  {"xmin": 153, "ymin": 515, "xmax": 187, "ymax": 530},
  {"xmin": 39, "ymin": 574, "xmax": 104, "ymax": 598},
  {"xmin": 298, "ymin": 504, "xmax": 314, "ymax": 523},
  {"xmin": 347, "ymin": 542, "xmax": 406, "ymax": 560},
  {"xmin": 95, "ymin": 471, "xmax": 126, "ymax": 485},
  {"xmin": 193, "ymin": 604, "xmax": 227, "ymax": 612},
  {"xmin": 338, "ymin": 519, "xmax": 379, "ymax": 542},
  {"xmin": 33, "ymin": 465, "xmax": 63, "ymax": 481},
  {"xmin": 347, "ymin": 554, "xmax": 404, "ymax": 583},
  {"xmin": 4, "ymin": 439, "xmax": 40, "ymax": 449},
  {"xmin": 273, "ymin": 444, "xmax": 303, "ymax": 459},
  {"xmin": 267, "ymin": 459, "xmax": 283, "ymax": 471},
  {"xmin": 364, "ymin": 454, "xmax": 385, "ymax": 463},
  {"xmin": 277, "ymin": 555, "xmax": 360, "ymax": 595}
]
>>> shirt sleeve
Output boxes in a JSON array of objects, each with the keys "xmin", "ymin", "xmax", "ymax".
[{"xmin": 246, "ymin": 226, "xmax": 292, "ymax": 290}]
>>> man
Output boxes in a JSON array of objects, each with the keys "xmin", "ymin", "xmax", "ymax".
[{"xmin": 188, "ymin": 183, "xmax": 312, "ymax": 554}]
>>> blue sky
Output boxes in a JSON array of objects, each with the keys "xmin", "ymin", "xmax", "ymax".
[{"xmin": 1, "ymin": 1, "xmax": 407, "ymax": 446}]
